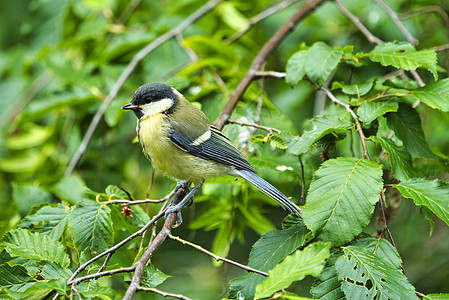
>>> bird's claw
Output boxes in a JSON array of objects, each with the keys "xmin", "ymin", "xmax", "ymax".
[{"xmin": 164, "ymin": 204, "xmax": 183, "ymax": 227}]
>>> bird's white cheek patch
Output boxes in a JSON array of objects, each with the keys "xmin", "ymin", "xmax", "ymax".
[
  {"xmin": 141, "ymin": 98, "xmax": 173, "ymax": 117},
  {"xmin": 190, "ymin": 130, "xmax": 211, "ymax": 146}
]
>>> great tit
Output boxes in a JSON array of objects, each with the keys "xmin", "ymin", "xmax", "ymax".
[{"xmin": 121, "ymin": 83, "xmax": 301, "ymax": 218}]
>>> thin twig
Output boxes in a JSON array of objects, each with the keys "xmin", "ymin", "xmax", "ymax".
[
  {"xmin": 0, "ymin": 71, "xmax": 52, "ymax": 132},
  {"xmin": 118, "ymin": 0, "xmax": 141, "ymax": 24},
  {"xmin": 101, "ymin": 198, "xmax": 168, "ymax": 205},
  {"xmin": 71, "ymin": 285, "xmax": 82, "ymax": 300},
  {"xmin": 335, "ymin": 0, "xmax": 383, "ymax": 45},
  {"xmin": 433, "ymin": 44, "xmax": 449, "ymax": 52},
  {"xmin": 401, "ymin": 5, "xmax": 449, "ymax": 31},
  {"xmin": 146, "ymin": 169, "xmax": 155, "ymax": 199},
  {"xmin": 168, "ymin": 234, "xmax": 269, "ymax": 277},
  {"xmin": 98, "ymin": 252, "xmax": 114, "ymax": 273},
  {"xmin": 256, "ymin": 74, "xmax": 265, "ymax": 125},
  {"xmin": 321, "ymin": 87, "xmax": 370, "ymax": 159},
  {"xmin": 68, "ymin": 209, "xmax": 166, "ymax": 284},
  {"xmin": 123, "ymin": 187, "xmax": 185, "ymax": 299},
  {"xmin": 373, "ymin": 0, "xmax": 418, "ymax": 45},
  {"xmin": 214, "ymin": 0, "xmax": 328, "ymax": 130},
  {"xmin": 66, "ymin": 0, "xmax": 224, "ymax": 176},
  {"xmin": 298, "ymin": 155, "xmax": 305, "ymax": 205},
  {"xmin": 254, "ymin": 71, "xmax": 286, "ymax": 79},
  {"xmin": 378, "ymin": 194, "xmax": 406, "ymax": 276},
  {"xmin": 137, "ymin": 287, "xmax": 193, "ymax": 300},
  {"xmin": 73, "ymin": 267, "xmax": 135, "ymax": 285},
  {"xmin": 226, "ymin": 0, "xmax": 302, "ymax": 44},
  {"xmin": 228, "ymin": 119, "xmax": 281, "ymax": 133}
]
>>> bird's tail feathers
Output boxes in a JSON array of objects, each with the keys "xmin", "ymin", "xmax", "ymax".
[{"xmin": 235, "ymin": 169, "xmax": 301, "ymax": 215}]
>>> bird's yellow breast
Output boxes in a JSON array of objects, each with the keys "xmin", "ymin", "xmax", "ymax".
[{"xmin": 137, "ymin": 113, "xmax": 229, "ymax": 186}]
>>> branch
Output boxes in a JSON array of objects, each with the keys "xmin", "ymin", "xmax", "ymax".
[
  {"xmin": 254, "ymin": 70, "xmax": 286, "ymax": 79},
  {"xmin": 214, "ymin": 0, "xmax": 328, "ymax": 130},
  {"xmin": 321, "ymin": 87, "xmax": 370, "ymax": 159},
  {"xmin": 68, "ymin": 209, "xmax": 166, "ymax": 284},
  {"xmin": 378, "ymin": 192, "xmax": 406, "ymax": 276},
  {"xmin": 123, "ymin": 187, "xmax": 186, "ymax": 299},
  {"xmin": 71, "ymin": 267, "xmax": 135, "ymax": 285},
  {"xmin": 168, "ymin": 234, "xmax": 269, "ymax": 277},
  {"xmin": 373, "ymin": 0, "xmax": 418, "ymax": 45},
  {"xmin": 227, "ymin": 119, "xmax": 281, "ymax": 134},
  {"xmin": 137, "ymin": 287, "xmax": 193, "ymax": 300},
  {"xmin": 335, "ymin": 0, "xmax": 383, "ymax": 45},
  {"xmin": 66, "ymin": 0, "xmax": 224, "ymax": 176},
  {"xmin": 433, "ymin": 44, "xmax": 449, "ymax": 52},
  {"xmin": 226, "ymin": 0, "xmax": 301, "ymax": 44},
  {"xmin": 401, "ymin": 5, "xmax": 449, "ymax": 31}
]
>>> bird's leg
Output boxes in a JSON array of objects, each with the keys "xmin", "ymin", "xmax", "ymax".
[
  {"xmin": 165, "ymin": 186, "xmax": 200, "ymax": 226},
  {"xmin": 171, "ymin": 180, "xmax": 194, "ymax": 206},
  {"xmin": 174, "ymin": 180, "xmax": 189, "ymax": 192}
]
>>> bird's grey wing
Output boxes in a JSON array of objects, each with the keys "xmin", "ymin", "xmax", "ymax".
[{"xmin": 168, "ymin": 124, "xmax": 256, "ymax": 173}]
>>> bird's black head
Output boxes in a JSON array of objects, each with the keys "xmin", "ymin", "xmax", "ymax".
[{"xmin": 121, "ymin": 83, "xmax": 179, "ymax": 118}]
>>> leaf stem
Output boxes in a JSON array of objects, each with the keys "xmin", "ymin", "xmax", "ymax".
[{"xmin": 321, "ymin": 87, "xmax": 370, "ymax": 159}]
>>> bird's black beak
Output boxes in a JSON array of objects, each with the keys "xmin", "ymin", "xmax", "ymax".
[
  {"xmin": 121, "ymin": 103, "xmax": 141, "ymax": 110},
  {"xmin": 121, "ymin": 103, "xmax": 144, "ymax": 119}
]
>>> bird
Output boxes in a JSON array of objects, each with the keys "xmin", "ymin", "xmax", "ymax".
[{"xmin": 121, "ymin": 83, "xmax": 301, "ymax": 221}]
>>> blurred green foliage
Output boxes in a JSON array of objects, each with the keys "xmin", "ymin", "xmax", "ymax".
[{"xmin": 1, "ymin": 0, "xmax": 449, "ymax": 298}]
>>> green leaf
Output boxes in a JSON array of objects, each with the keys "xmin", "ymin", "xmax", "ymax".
[
  {"xmin": 286, "ymin": 50, "xmax": 308, "ymax": 86},
  {"xmin": 394, "ymin": 179, "xmax": 449, "ymax": 226},
  {"xmin": 40, "ymin": 262, "xmax": 73, "ymax": 280},
  {"xmin": 2, "ymin": 229, "xmax": 69, "ymax": 268},
  {"xmin": 269, "ymin": 134, "xmax": 287, "ymax": 150},
  {"xmin": 368, "ymin": 42, "xmax": 438, "ymax": 80},
  {"xmin": 183, "ymin": 35, "xmax": 237, "ymax": 62},
  {"xmin": 211, "ymin": 222, "xmax": 232, "ymax": 261},
  {"xmin": 5, "ymin": 125, "xmax": 52, "ymax": 150},
  {"xmin": 255, "ymin": 242, "xmax": 331, "ymax": 298},
  {"xmin": 0, "ymin": 150, "xmax": 47, "ymax": 174},
  {"xmin": 420, "ymin": 206, "xmax": 435, "ymax": 236},
  {"xmin": 217, "ymin": 2, "xmax": 249, "ymax": 31},
  {"xmin": 141, "ymin": 265, "xmax": 171, "ymax": 288},
  {"xmin": 20, "ymin": 204, "xmax": 70, "ymax": 239},
  {"xmin": 228, "ymin": 224, "xmax": 308, "ymax": 299},
  {"xmin": 412, "ymin": 78, "xmax": 449, "ymax": 112},
  {"xmin": 372, "ymin": 137, "xmax": 418, "ymax": 181},
  {"xmin": 287, "ymin": 115, "xmax": 352, "ymax": 155},
  {"xmin": 335, "ymin": 238, "xmax": 418, "ymax": 299},
  {"xmin": 282, "ymin": 213, "xmax": 303, "ymax": 230},
  {"xmin": 427, "ymin": 294, "xmax": 449, "ymax": 300},
  {"xmin": 77, "ymin": 280, "xmax": 114, "ymax": 299},
  {"xmin": 105, "ymin": 185, "xmax": 130, "ymax": 200},
  {"xmin": 306, "ymin": 42, "xmax": 343, "ymax": 85},
  {"xmin": 303, "ymin": 158, "xmax": 383, "ymax": 246},
  {"xmin": 21, "ymin": 91, "xmax": 94, "ymax": 122},
  {"xmin": 12, "ymin": 183, "xmax": 52, "ymax": 217},
  {"xmin": 52, "ymin": 174, "xmax": 85, "ymax": 205},
  {"xmin": 386, "ymin": 103, "xmax": 435, "ymax": 158},
  {"xmin": 357, "ymin": 101, "xmax": 398, "ymax": 125},
  {"xmin": 0, "ymin": 263, "xmax": 36, "ymax": 292},
  {"xmin": 103, "ymin": 30, "xmax": 155, "ymax": 61},
  {"xmin": 68, "ymin": 199, "xmax": 113, "ymax": 255},
  {"xmin": 310, "ymin": 252, "xmax": 345, "ymax": 300},
  {"xmin": 332, "ymin": 80, "xmax": 374, "ymax": 96},
  {"xmin": 250, "ymin": 134, "xmax": 268, "ymax": 144}
]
